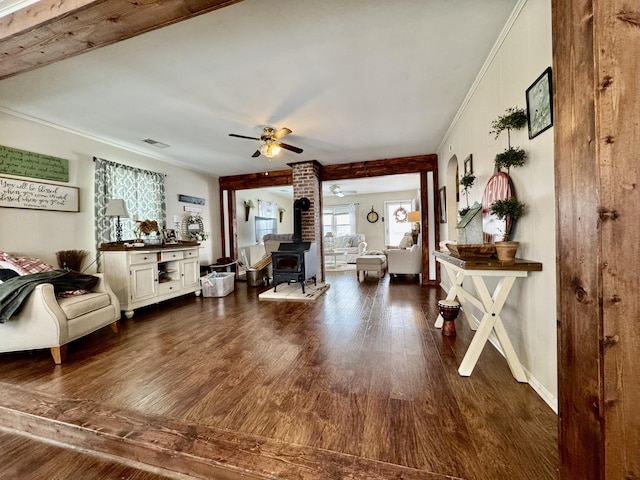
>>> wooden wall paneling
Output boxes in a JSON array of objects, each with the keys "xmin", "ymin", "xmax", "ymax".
[
  {"xmin": 594, "ymin": 1, "xmax": 640, "ymax": 478},
  {"xmin": 553, "ymin": 0, "xmax": 640, "ymax": 478},
  {"xmin": 0, "ymin": 0, "xmax": 244, "ymax": 80},
  {"xmin": 552, "ymin": 1, "xmax": 601, "ymax": 477}
]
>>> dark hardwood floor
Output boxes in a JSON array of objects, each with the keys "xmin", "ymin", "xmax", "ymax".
[{"xmin": 0, "ymin": 270, "xmax": 558, "ymax": 479}]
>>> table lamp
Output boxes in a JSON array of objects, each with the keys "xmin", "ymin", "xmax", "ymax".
[
  {"xmin": 407, "ymin": 210, "xmax": 421, "ymax": 244},
  {"xmin": 105, "ymin": 199, "xmax": 129, "ymax": 243},
  {"xmin": 324, "ymin": 231, "xmax": 335, "ymax": 252}
]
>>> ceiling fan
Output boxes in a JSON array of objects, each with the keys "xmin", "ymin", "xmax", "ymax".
[
  {"xmin": 228, "ymin": 126, "xmax": 304, "ymax": 158},
  {"xmin": 328, "ymin": 184, "xmax": 357, "ymax": 197}
]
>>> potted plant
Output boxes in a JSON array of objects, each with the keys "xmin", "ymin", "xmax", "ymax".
[
  {"xmin": 243, "ymin": 199, "xmax": 254, "ymax": 221},
  {"xmin": 489, "ymin": 197, "xmax": 526, "ymax": 263},
  {"xmin": 490, "ymin": 107, "xmax": 527, "ymax": 141},
  {"xmin": 134, "ymin": 219, "xmax": 159, "ymax": 244},
  {"xmin": 490, "ymin": 107, "xmax": 528, "ymax": 174},
  {"xmin": 494, "ymin": 146, "xmax": 526, "ymax": 175},
  {"xmin": 278, "ymin": 206, "xmax": 285, "ymax": 223},
  {"xmin": 458, "ymin": 172, "xmax": 476, "ymax": 218}
]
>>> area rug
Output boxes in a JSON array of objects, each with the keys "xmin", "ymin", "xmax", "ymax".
[
  {"xmin": 325, "ymin": 263, "xmax": 356, "ymax": 272},
  {"xmin": 259, "ymin": 282, "xmax": 330, "ymax": 302}
]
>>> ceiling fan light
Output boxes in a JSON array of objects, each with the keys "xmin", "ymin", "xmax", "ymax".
[
  {"xmin": 329, "ymin": 185, "xmax": 345, "ymax": 197},
  {"xmin": 259, "ymin": 141, "xmax": 281, "ymax": 158}
]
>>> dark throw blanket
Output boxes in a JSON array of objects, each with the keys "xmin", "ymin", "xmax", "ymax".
[{"xmin": 0, "ymin": 270, "xmax": 99, "ymax": 323}]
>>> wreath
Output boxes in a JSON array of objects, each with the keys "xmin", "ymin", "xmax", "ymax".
[{"xmin": 393, "ymin": 206, "xmax": 408, "ymax": 223}]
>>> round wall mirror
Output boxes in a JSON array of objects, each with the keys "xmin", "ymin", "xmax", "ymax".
[{"xmin": 183, "ymin": 216, "xmax": 204, "ymax": 238}]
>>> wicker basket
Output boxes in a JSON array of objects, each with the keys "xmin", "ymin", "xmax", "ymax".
[{"xmin": 446, "ymin": 244, "xmax": 496, "ymax": 259}]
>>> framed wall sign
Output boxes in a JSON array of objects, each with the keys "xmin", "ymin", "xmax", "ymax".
[
  {"xmin": 0, "ymin": 144, "xmax": 70, "ymax": 182},
  {"xmin": 178, "ymin": 194, "xmax": 205, "ymax": 205},
  {"xmin": 0, "ymin": 176, "xmax": 79, "ymax": 212},
  {"xmin": 526, "ymin": 67, "xmax": 553, "ymax": 139}
]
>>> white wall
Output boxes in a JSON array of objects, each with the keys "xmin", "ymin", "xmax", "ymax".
[
  {"xmin": 236, "ymin": 188, "xmax": 293, "ymax": 265},
  {"xmin": 436, "ymin": 0, "xmax": 557, "ymax": 410},
  {"xmin": 0, "ymin": 111, "xmax": 220, "ymax": 268},
  {"xmin": 324, "ymin": 189, "xmax": 419, "ymax": 252}
]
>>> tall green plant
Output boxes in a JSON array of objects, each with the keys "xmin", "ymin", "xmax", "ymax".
[
  {"xmin": 490, "ymin": 107, "xmax": 528, "ymax": 174},
  {"xmin": 458, "ymin": 172, "xmax": 476, "ymax": 218},
  {"xmin": 489, "ymin": 197, "xmax": 525, "ymax": 241}
]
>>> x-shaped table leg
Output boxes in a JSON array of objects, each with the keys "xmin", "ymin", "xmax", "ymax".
[
  {"xmin": 457, "ymin": 275, "xmax": 527, "ymax": 382},
  {"xmin": 435, "ymin": 265, "xmax": 478, "ymax": 331}
]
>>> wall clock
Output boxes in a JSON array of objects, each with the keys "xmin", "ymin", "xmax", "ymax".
[{"xmin": 367, "ymin": 207, "xmax": 379, "ymax": 223}]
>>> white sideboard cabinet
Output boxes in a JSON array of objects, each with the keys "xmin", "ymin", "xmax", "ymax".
[{"xmin": 100, "ymin": 244, "xmax": 201, "ymax": 318}]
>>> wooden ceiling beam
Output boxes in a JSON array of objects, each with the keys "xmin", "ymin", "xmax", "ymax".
[
  {"xmin": 0, "ymin": 0, "xmax": 244, "ymax": 80},
  {"xmin": 320, "ymin": 154, "xmax": 438, "ymax": 182}
]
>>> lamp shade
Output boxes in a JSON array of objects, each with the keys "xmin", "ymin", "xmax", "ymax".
[
  {"xmin": 407, "ymin": 211, "xmax": 421, "ymax": 223},
  {"xmin": 105, "ymin": 199, "xmax": 129, "ymax": 218},
  {"xmin": 325, "ymin": 231, "xmax": 334, "ymax": 238}
]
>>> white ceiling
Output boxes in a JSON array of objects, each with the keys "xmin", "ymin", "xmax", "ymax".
[{"xmin": 0, "ymin": 0, "xmax": 517, "ymax": 183}]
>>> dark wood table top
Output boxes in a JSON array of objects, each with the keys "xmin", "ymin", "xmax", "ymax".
[
  {"xmin": 99, "ymin": 241, "xmax": 200, "ymax": 251},
  {"xmin": 433, "ymin": 250, "xmax": 543, "ymax": 272}
]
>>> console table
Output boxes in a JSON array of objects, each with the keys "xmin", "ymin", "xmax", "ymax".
[
  {"xmin": 433, "ymin": 250, "xmax": 542, "ymax": 382},
  {"xmin": 100, "ymin": 243, "xmax": 201, "ymax": 318}
]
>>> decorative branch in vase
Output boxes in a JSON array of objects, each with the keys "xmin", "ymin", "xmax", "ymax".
[
  {"xmin": 134, "ymin": 219, "xmax": 159, "ymax": 244},
  {"xmin": 458, "ymin": 172, "xmax": 476, "ymax": 218},
  {"xmin": 486, "ymin": 107, "xmax": 528, "ymax": 260},
  {"xmin": 243, "ymin": 200, "xmax": 254, "ymax": 222}
]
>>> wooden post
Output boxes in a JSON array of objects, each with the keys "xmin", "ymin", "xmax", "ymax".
[{"xmin": 553, "ymin": 1, "xmax": 640, "ymax": 478}]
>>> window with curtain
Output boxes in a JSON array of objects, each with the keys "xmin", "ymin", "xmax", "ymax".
[
  {"xmin": 255, "ymin": 216, "xmax": 277, "ymax": 243},
  {"xmin": 94, "ymin": 157, "xmax": 166, "ymax": 248},
  {"xmin": 257, "ymin": 199, "xmax": 277, "ymax": 218},
  {"xmin": 322, "ymin": 205, "xmax": 355, "ymax": 236}
]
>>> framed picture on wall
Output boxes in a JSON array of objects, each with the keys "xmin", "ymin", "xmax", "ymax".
[
  {"xmin": 526, "ymin": 67, "xmax": 553, "ymax": 139},
  {"xmin": 464, "ymin": 154, "xmax": 473, "ymax": 175},
  {"xmin": 439, "ymin": 186, "xmax": 447, "ymax": 224}
]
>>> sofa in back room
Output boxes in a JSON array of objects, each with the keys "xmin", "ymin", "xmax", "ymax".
[{"xmin": 334, "ymin": 234, "xmax": 367, "ymax": 263}]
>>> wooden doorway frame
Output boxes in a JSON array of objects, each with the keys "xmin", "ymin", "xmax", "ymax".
[{"xmin": 219, "ymin": 154, "xmax": 439, "ymax": 286}]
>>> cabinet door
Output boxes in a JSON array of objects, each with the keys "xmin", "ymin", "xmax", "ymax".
[
  {"xmin": 181, "ymin": 258, "xmax": 200, "ymax": 288},
  {"xmin": 131, "ymin": 264, "xmax": 158, "ymax": 301}
]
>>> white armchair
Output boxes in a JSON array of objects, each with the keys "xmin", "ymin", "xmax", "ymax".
[
  {"xmin": 0, "ymin": 273, "xmax": 121, "ymax": 364},
  {"xmin": 387, "ymin": 244, "xmax": 422, "ymax": 277}
]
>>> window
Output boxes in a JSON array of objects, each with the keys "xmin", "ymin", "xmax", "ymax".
[
  {"xmin": 384, "ymin": 200, "xmax": 413, "ymax": 247},
  {"xmin": 323, "ymin": 205, "xmax": 355, "ymax": 236},
  {"xmin": 255, "ymin": 216, "xmax": 277, "ymax": 243},
  {"xmin": 94, "ymin": 157, "xmax": 166, "ymax": 247},
  {"xmin": 258, "ymin": 199, "xmax": 277, "ymax": 218}
]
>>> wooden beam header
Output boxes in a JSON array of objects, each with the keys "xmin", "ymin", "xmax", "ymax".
[{"xmin": 0, "ymin": 0, "xmax": 244, "ymax": 80}]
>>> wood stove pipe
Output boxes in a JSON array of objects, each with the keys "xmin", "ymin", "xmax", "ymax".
[{"xmin": 293, "ymin": 197, "xmax": 310, "ymax": 242}]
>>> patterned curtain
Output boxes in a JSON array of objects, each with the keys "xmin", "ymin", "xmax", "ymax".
[{"xmin": 94, "ymin": 157, "xmax": 166, "ymax": 249}]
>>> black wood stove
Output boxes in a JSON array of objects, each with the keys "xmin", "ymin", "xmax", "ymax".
[{"xmin": 271, "ymin": 197, "xmax": 317, "ymax": 293}]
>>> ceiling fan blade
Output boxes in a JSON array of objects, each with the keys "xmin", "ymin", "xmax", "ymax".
[
  {"xmin": 273, "ymin": 127, "xmax": 292, "ymax": 139},
  {"xmin": 229, "ymin": 133, "xmax": 260, "ymax": 141},
  {"xmin": 251, "ymin": 150, "xmax": 261, "ymax": 158},
  {"xmin": 278, "ymin": 142, "xmax": 303, "ymax": 154}
]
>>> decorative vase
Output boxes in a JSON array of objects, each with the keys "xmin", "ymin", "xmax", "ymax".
[
  {"xmin": 245, "ymin": 206, "xmax": 250, "ymax": 222},
  {"xmin": 279, "ymin": 211, "xmax": 283, "ymax": 223},
  {"xmin": 494, "ymin": 241, "xmax": 520, "ymax": 264}
]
